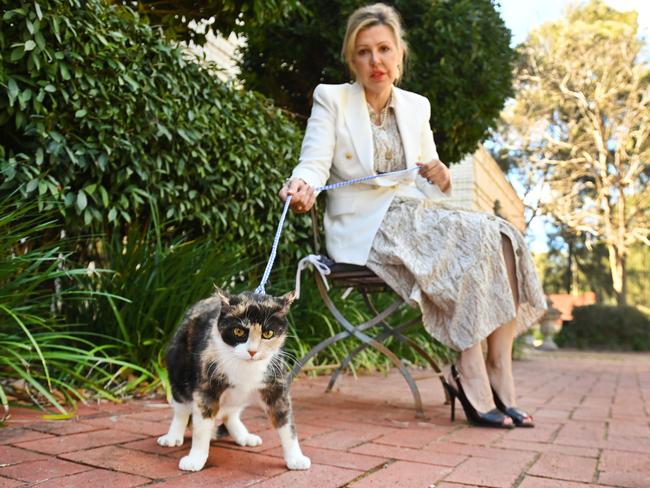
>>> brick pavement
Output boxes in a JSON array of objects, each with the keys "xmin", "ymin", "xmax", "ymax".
[{"xmin": 1, "ymin": 350, "xmax": 649, "ymax": 487}]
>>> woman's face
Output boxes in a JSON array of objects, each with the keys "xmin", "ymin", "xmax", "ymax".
[{"xmin": 352, "ymin": 24, "xmax": 401, "ymax": 95}]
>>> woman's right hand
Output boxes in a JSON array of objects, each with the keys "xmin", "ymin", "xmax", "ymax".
[{"xmin": 279, "ymin": 179, "xmax": 316, "ymax": 214}]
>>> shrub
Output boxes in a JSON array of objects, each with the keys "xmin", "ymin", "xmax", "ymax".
[
  {"xmin": 0, "ymin": 0, "xmax": 309, "ymax": 257},
  {"xmin": 556, "ymin": 304, "xmax": 650, "ymax": 351}
]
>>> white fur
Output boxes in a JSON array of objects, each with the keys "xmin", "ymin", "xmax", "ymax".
[{"xmin": 278, "ymin": 423, "xmax": 311, "ymax": 470}]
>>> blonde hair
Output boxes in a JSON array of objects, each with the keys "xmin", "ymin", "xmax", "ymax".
[{"xmin": 341, "ymin": 3, "xmax": 408, "ymax": 82}]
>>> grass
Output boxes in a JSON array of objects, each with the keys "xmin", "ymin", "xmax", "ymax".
[{"xmin": 0, "ymin": 196, "xmax": 155, "ymax": 418}]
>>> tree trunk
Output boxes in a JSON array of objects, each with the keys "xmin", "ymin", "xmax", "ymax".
[
  {"xmin": 566, "ymin": 240, "xmax": 573, "ymax": 294},
  {"xmin": 608, "ymin": 244, "xmax": 626, "ymax": 306}
]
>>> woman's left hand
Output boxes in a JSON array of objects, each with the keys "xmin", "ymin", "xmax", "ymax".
[{"xmin": 416, "ymin": 159, "xmax": 450, "ymax": 192}]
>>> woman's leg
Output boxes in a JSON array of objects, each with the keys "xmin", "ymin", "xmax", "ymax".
[
  {"xmin": 455, "ymin": 341, "xmax": 499, "ymax": 414},
  {"xmin": 486, "ymin": 234, "xmax": 523, "ymax": 408}
]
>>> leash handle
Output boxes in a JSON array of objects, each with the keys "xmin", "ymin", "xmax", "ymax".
[{"xmin": 255, "ymin": 167, "xmax": 419, "ymax": 295}]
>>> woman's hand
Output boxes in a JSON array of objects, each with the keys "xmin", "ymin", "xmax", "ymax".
[
  {"xmin": 279, "ymin": 179, "xmax": 316, "ymax": 214},
  {"xmin": 416, "ymin": 159, "xmax": 450, "ymax": 192}
]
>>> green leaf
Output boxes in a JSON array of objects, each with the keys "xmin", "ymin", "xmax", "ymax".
[
  {"xmin": 24, "ymin": 40, "xmax": 36, "ymax": 51},
  {"xmin": 35, "ymin": 148, "xmax": 44, "ymax": 165},
  {"xmin": 76, "ymin": 191, "xmax": 87, "ymax": 212},
  {"xmin": 75, "ymin": 109, "xmax": 87, "ymax": 118},
  {"xmin": 26, "ymin": 178, "xmax": 39, "ymax": 193},
  {"xmin": 7, "ymin": 79, "xmax": 19, "ymax": 106},
  {"xmin": 35, "ymin": 2, "xmax": 43, "ymax": 21}
]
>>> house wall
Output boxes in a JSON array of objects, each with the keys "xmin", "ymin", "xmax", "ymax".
[{"xmin": 447, "ymin": 146, "xmax": 525, "ymax": 232}]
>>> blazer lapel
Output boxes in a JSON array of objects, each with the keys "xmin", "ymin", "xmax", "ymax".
[
  {"xmin": 392, "ymin": 87, "xmax": 418, "ymax": 167},
  {"xmin": 344, "ymin": 82, "xmax": 374, "ymax": 175}
]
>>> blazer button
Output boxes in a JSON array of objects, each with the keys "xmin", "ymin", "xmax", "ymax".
[{"xmin": 345, "ymin": 152, "xmax": 352, "ymax": 160}]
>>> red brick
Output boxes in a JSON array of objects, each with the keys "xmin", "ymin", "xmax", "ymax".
[
  {"xmin": 61, "ymin": 445, "xmax": 181, "ymax": 479},
  {"xmin": 249, "ymin": 463, "xmax": 362, "ymax": 488},
  {"xmin": 0, "ymin": 458, "xmax": 90, "ymax": 483},
  {"xmin": 122, "ymin": 437, "xmax": 187, "ymax": 456},
  {"xmin": 602, "ymin": 435, "xmax": 650, "ymax": 454},
  {"xmin": 599, "ymin": 449, "xmax": 650, "ymax": 488},
  {"xmin": 33, "ymin": 468, "xmax": 150, "ymax": 488},
  {"xmin": 425, "ymin": 441, "xmax": 535, "ymax": 464},
  {"xmin": 302, "ymin": 428, "xmax": 384, "ymax": 450},
  {"xmin": 533, "ymin": 408, "xmax": 571, "ymax": 420},
  {"xmin": 503, "ymin": 422, "xmax": 561, "ymax": 443},
  {"xmin": 372, "ymin": 426, "xmax": 452, "ymax": 449},
  {"xmin": 443, "ymin": 425, "xmax": 509, "ymax": 446},
  {"xmin": 437, "ymin": 483, "xmax": 486, "ymax": 488},
  {"xmin": 444, "ymin": 455, "xmax": 529, "ymax": 488},
  {"xmin": 527, "ymin": 452, "xmax": 597, "ymax": 483},
  {"xmin": 496, "ymin": 439, "xmax": 599, "ymax": 458},
  {"xmin": 80, "ymin": 416, "xmax": 169, "ymax": 436},
  {"xmin": 15, "ymin": 428, "xmax": 143, "ymax": 454},
  {"xmin": 0, "ymin": 428, "xmax": 54, "ymax": 445},
  {"xmin": 572, "ymin": 407, "xmax": 610, "ymax": 421},
  {"xmin": 350, "ymin": 442, "xmax": 466, "ymax": 467},
  {"xmin": 607, "ymin": 420, "xmax": 650, "ymax": 438},
  {"xmin": 152, "ymin": 450, "xmax": 287, "ymax": 488},
  {"xmin": 28, "ymin": 420, "xmax": 102, "ymax": 436},
  {"xmin": 350, "ymin": 460, "xmax": 451, "ymax": 487},
  {"xmin": 518, "ymin": 475, "xmax": 601, "ymax": 487},
  {"xmin": 0, "ymin": 475, "xmax": 23, "ymax": 487},
  {"xmin": 554, "ymin": 421, "xmax": 606, "ymax": 447},
  {"xmin": 0, "ymin": 445, "xmax": 47, "ymax": 465},
  {"xmin": 263, "ymin": 445, "xmax": 388, "ymax": 471}
]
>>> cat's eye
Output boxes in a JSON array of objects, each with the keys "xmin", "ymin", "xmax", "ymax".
[
  {"xmin": 233, "ymin": 327, "xmax": 245, "ymax": 337},
  {"xmin": 262, "ymin": 330, "xmax": 274, "ymax": 339}
]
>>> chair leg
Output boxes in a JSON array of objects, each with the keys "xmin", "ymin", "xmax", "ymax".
[
  {"xmin": 363, "ymin": 293, "xmax": 450, "ymax": 404},
  {"xmin": 288, "ymin": 329, "xmax": 352, "ymax": 385},
  {"xmin": 315, "ymin": 280, "xmax": 424, "ymax": 417}
]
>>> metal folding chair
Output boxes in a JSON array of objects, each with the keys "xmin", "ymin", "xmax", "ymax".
[{"xmin": 289, "ymin": 207, "xmax": 448, "ymax": 418}]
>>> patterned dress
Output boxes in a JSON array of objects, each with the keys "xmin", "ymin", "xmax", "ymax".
[{"xmin": 365, "ymin": 100, "xmax": 547, "ymax": 351}]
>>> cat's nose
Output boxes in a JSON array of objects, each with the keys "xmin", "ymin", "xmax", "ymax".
[{"xmin": 248, "ymin": 350, "xmax": 257, "ymax": 358}]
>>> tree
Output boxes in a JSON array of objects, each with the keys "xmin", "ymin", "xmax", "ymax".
[
  {"xmin": 498, "ymin": 0, "xmax": 650, "ymax": 305},
  {"xmin": 118, "ymin": 0, "xmax": 303, "ymax": 43},
  {"xmin": 238, "ymin": 0, "xmax": 516, "ymax": 164}
]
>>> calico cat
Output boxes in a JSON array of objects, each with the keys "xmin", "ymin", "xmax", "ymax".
[{"xmin": 157, "ymin": 289, "xmax": 311, "ymax": 472}]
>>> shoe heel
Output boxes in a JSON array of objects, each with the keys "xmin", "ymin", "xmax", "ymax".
[
  {"xmin": 443, "ymin": 382, "xmax": 456, "ymax": 422},
  {"xmin": 450, "ymin": 395, "xmax": 456, "ymax": 422}
]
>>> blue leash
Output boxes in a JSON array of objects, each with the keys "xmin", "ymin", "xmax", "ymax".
[{"xmin": 254, "ymin": 167, "xmax": 419, "ymax": 295}]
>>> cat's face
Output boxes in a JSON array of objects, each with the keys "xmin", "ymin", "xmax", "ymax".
[{"xmin": 216, "ymin": 290, "xmax": 294, "ymax": 362}]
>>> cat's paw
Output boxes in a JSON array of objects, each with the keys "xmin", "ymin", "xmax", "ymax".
[
  {"xmin": 179, "ymin": 453, "xmax": 208, "ymax": 472},
  {"xmin": 234, "ymin": 433, "xmax": 263, "ymax": 447},
  {"xmin": 285, "ymin": 453, "xmax": 311, "ymax": 470},
  {"xmin": 157, "ymin": 433, "xmax": 184, "ymax": 447}
]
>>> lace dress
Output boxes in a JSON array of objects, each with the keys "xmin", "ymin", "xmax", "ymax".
[{"xmin": 365, "ymin": 101, "xmax": 547, "ymax": 351}]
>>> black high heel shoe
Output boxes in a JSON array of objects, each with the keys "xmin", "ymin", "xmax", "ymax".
[
  {"xmin": 443, "ymin": 365, "xmax": 514, "ymax": 429},
  {"xmin": 491, "ymin": 387, "xmax": 535, "ymax": 428}
]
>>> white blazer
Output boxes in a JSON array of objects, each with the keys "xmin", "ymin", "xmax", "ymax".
[{"xmin": 291, "ymin": 82, "xmax": 451, "ymax": 265}]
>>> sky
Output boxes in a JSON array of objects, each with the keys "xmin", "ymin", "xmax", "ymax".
[
  {"xmin": 494, "ymin": 0, "xmax": 649, "ymax": 253},
  {"xmin": 497, "ymin": 0, "xmax": 650, "ymax": 47}
]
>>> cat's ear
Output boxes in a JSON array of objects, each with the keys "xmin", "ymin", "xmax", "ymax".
[
  {"xmin": 214, "ymin": 287, "xmax": 230, "ymax": 307},
  {"xmin": 277, "ymin": 290, "xmax": 296, "ymax": 316}
]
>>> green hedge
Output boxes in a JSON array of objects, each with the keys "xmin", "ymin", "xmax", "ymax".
[
  {"xmin": 556, "ymin": 304, "xmax": 650, "ymax": 351},
  {"xmin": 0, "ymin": 0, "xmax": 309, "ymax": 256}
]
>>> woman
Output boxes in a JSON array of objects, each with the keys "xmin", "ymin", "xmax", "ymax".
[{"xmin": 279, "ymin": 3, "xmax": 546, "ymax": 428}]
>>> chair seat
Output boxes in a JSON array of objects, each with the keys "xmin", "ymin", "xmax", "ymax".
[{"xmin": 318, "ymin": 255, "xmax": 387, "ymax": 288}]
